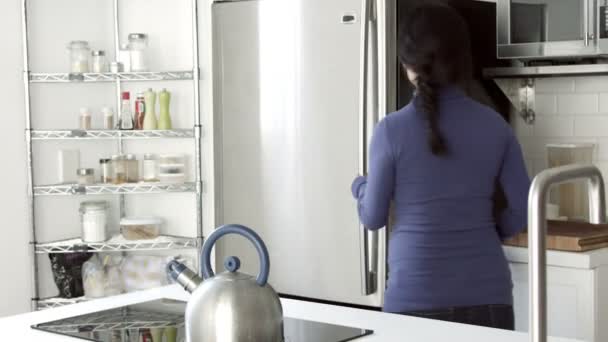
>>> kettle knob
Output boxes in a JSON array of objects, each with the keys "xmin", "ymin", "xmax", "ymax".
[{"xmin": 201, "ymin": 224, "xmax": 270, "ymax": 286}]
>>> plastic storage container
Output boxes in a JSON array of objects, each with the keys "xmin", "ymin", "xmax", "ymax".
[
  {"xmin": 158, "ymin": 154, "xmax": 186, "ymax": 183},
  {"xmin": 120, "ymin": 217, "xmax": 163, "ymax": 240},
  {"xmin": 547, "ymin": 143, "xmax": 595, "ymax": 221}
]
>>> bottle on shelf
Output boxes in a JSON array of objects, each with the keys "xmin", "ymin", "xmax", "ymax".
[
  {"xmin": 143, "ymin": 88, "xmax": 157, "ymax": 130},
  {"xmin": 101, "ymin": 106, "xmax": 114, "ymax": 130},
  {"xmin": 135, "ymin": 92, "xmax": 145, "ymax": 130},
  {"xmin": 119, "ymin": 92, "xmax": 134, "ymax": 130},
  {"xmin": 79, "ymin": 107, "xmax": 91, "ymax": 130},
  {"xmin": 158, "ymin": 88, "xmax": 172, "ymax": 130}
]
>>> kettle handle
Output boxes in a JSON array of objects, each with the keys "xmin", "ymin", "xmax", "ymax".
[{"xmin": 201, "ymin": 224, "xmax": 270, "ymax": 287}]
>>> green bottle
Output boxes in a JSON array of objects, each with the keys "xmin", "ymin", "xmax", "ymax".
[
  {"xmin": 158, "ymin": 88, "xmax": 172, "ymax": 130},
  {"xmin": 142, "ymin": 88, "xmax": 157, "ymax": 130}
]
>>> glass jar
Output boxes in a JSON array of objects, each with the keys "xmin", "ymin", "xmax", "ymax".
[
  {"xmin": 99, "ymin": 159, "xmax": 112, "ymax": 183},
  {"xmin": 125, "ymin": 154, "xmax": 139, "ymax": 183},
  {"xmin": 143, "ymin": 154, "xmax": 159, "ymax": 182},
  {"xmin": 79, "ymin": 201, "xmax": 108, "ymax": 242},
  {"xmin": 67, "ymin": 40, "xmax": 91, "ymax": 73},
  {"xmin": 128, "ymin": 33, "xmax": 149, "ymax": 72},
  {"xmin": 91, "ymin": 50, "xmax": 108, "ymax": 73},
  {"xmin": 111, "ymin": 155, "xmax": 127, "ymax": 184},
  {"xmin": 77, "ymin": 168, "xmax": 95, "ymax": 185},
  {"xmin": 102, "ymin": 107, "xmax": 114, "ymax": 130},
  {"xmin": 79, "ymin": 107, "xmax": 91, "ymax": 130}
]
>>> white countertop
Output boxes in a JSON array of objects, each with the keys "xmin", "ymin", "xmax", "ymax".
[
  {"xmin": 504, "ymin": 245, "xmax": 608, "ymax": 269},
  {"xmin": 0, "ymin": 285, "xmax": 581, "ymax": 342}
]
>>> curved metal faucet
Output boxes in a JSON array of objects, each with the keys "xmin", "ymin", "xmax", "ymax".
[{"xmin": 528, "ymin": 164, "xmax": 606, "ymax": 342}]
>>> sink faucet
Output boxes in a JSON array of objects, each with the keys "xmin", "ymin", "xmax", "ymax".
[{"xmin": 528, "ymin": 164, "xmax": 606, "ymax": 342}]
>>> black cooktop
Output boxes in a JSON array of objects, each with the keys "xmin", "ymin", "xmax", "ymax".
[{"xmin": 32, "ymin": 298, "xmax": 373, "ymax": 342}]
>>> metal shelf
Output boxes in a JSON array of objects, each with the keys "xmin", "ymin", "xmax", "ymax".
[
  {"xmin": 29, "ymin": 70, "xmax": 194, "ymax": 83},
  {"xmin": 31, "ymin": 129, "xmax": 194, "ymax": 140},
  {"xmin": 36, "ymin": 235, "xmax": 198, "ymax": 254},
  {"xmin": 37, "ymin": 297, "xmax": 88, "ymax": 310},
  {"xmin": 34, "ymin": 182, "xmax": 197, "ymax": 196},
  {"xmin": 36, "ymin": 306, "xmax": 184, "ymax": 331}
]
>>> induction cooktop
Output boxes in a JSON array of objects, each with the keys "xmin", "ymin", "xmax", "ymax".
[{"xmin": 32, "ymin": 299, "xmax": 373, "ymax": 342}]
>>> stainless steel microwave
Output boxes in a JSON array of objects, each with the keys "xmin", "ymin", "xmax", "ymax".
[{"xmin": 497, "ymin": 0, "xmax": 608, "ymax": 59}]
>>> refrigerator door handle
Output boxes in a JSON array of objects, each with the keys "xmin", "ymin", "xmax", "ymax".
[{"xmin": 359, "ymin": 0, "xmax": 379, "ymax": 296}]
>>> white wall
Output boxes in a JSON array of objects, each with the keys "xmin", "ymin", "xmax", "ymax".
[
  {"xmin": 505, "ymin": 77, "xmax": 608, "ymax": 185},
  {"xmin": 0, "ymin": 0, "xmax": 217, "ymax": 316},
  {"xmin": 0, "ymin": 0, "xmax": 31, "ymax": 316}
]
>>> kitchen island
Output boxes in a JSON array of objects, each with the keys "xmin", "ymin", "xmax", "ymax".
[
  {"xmin": 504, "ymin": 246, "xmax": 608, "ymax": 342},
  {"xmin": 0, "ymin": 284, "xmax": 580, "ymax": 342}
]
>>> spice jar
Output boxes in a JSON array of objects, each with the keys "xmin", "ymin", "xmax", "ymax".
[
  {"xmin": 128, "ymin": 33, "xmax": 149, "ymax": 72},
  {"xmin": 143, "ymin": 154, "xmax": 159, "ymax": 182},
  {"xmin": 91, "ymin": 50, "xmax": 108, "ymax": 73},
  {"xmin": 79, "ymin": 201, "xmax": 108, "ymax": 242},
  {"xmin": 79, "ymin": 107, "xmax": 91, "ymax": 130},
  {"xmin": 111, "ymin": 155, "xmax": 127, "ymax": 184},
  {"xmin": 67, "ymin": 41, "xmax": 91, "ymax": 73},
  {"xmin": 99, "ymin": 159, "xmax": 112, "ymax": 183},
  {"xmin": 77, "ymin": 168, "xmax": 95, "ymax": 185},
  {"xmin": 125, "ymin": 154, "xmax": 139, "ymax": 183},
  {"xmin": 102, "ymin": 107, "xmax": 114, "ymax": 130}
]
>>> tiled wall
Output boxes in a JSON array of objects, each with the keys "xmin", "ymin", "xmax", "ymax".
[{"xmin": 501, "ymin": 77, "xmax": 608, "ymax": 181}]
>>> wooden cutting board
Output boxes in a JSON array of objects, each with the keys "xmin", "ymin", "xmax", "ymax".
[{"xmin": 504, "ymin": 220, "xmax": 608, "ymax": 252}]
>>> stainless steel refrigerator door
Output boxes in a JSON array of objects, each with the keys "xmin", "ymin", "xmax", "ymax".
[{"xmin": 211, "ymin": 0, "xmax": 386, "ymax": 307}]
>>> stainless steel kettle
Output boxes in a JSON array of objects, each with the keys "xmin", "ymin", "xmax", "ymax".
[{"xmin": 168, "ymin": 224, "xmax": 284, "ymax": 342}]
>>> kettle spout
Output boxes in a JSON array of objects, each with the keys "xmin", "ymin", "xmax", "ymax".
[{"xmin": 167, "ymin": 259, "xmax": 202, "ymax": 293}]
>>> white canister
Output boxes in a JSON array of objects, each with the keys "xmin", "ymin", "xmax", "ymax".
[{"xmin": 79, "ymin": 201, "xmax": 108, "ymax": 242}]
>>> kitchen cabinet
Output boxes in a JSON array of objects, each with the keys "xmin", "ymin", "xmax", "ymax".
[{"xmin": 506, "ymin": 246, "xmax": 608, "ymax": 341}]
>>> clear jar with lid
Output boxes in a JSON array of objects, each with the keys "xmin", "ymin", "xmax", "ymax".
[
  {"xmin": 128, "ymin": 33, "xmax": 149, "ymax": 72},
  {"xmin": 125, "ymin": 154, "xmax": 139, "ymax": 183},
  {"xmin": 111, "ymin": 155, "xmax": 127, "ymax": 184},
  {"xmin": 99, "ymin": 159, "xmax": 112, "ymax": 183},
  {"xmin": 79, "ymin": 201, "xmax": 108, "ymax": 242},
  {"xmin": 77, "ymin": 168, "xmax": 95, "ymax": 185},
  {"xmin": 91, "ymin": 50, "xmax": 108, "ymax": 73},
  {"xmin": 143, "ymin": 154, "xmax": 159, "ymax": 182},
  {"xmin": 67, "ymin": 41, "xmax": 91, "ymax": 73}
]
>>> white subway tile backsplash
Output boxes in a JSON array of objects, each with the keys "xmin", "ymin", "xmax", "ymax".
[
  {"xmin": 535, "ymin": 94, "xmax": 557, "ymax": 115},
  {"xmin": 512, "ymin": 114, "xmax": 534, "ymax": 138},
  {"xmin": 533, "ymin": 158, "xmax": 548, "ymax": 177},
  {"xmin": 574, "ymin": 117, "xmax": 608, "ymax": 137},
  {"xmin": 535, "ymin": 78, "xmax": 575, "ymax": 93},
  {"xmin": 533, "ymin": 116, "xmax": 574, "ymax": 137},
  {"xmin": 597, "ymin": 138, "xmax": 608, "ymax": 161},
  {"xmin": 599, "ymin": 94, "xmax": 608, "ymax": 112},
  {"xmin": 575, "ymin": 77, "xmax": 608, "ymax": 93},
  {"xmin": 557, "ymin": 94, "xmax": 598, "ymax": 114}
]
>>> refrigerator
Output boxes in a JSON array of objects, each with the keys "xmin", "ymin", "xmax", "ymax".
[{"xmin": 210, "ymin": 0, "xmax": 508, "ymax": 308}]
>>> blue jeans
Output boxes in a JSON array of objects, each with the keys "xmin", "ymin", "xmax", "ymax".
[{"xmin": 401, "ymin": 304, "xmax": 515, "ymax": 330}]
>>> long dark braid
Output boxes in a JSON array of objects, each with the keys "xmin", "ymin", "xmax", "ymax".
[
  {"xmin": 397, "ymin": 3, "xmax": 472, "ymax": 157},
  {"xmin": 416, "ymin": 76, "xmax": 447, "ymax": 155}
]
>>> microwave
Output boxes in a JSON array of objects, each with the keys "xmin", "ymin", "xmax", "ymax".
[{"xmin": 497, "ymin": 0, "xmax": 608, "ymax": 59}]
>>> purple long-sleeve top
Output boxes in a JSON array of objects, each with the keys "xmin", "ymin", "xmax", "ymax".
[{"xmin": 352, "ymin": 87, "xmax": 530, "ymax": 313}]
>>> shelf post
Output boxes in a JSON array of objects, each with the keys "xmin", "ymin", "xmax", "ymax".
[{"xmin": 21, "ymin": 0, "xmax": 39, "ymax": 312}]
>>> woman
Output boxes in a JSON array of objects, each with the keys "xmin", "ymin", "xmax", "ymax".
[{"xmin": 351, "ymin": 3, "xmax": 530, "ymax": 330}]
